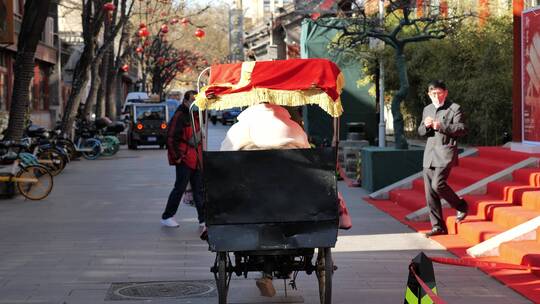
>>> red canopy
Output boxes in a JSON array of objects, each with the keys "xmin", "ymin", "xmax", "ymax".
[{"xmin": 195, "ymin": 58, "xmax": 344, "ymax": 117}]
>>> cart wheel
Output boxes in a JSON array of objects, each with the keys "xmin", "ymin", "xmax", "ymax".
[
  {"xmin": 217, "ymin": 252, "xmax": 230, "ymax": 304},
  {"xmin": 316, "ymin": 247, "xmax": 333, "ymax": 304}
]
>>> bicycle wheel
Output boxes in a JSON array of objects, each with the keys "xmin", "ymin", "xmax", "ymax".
[
  {"xmin": 81, "ymin": 138, "xmax": 102, "ymax": 160},
  {"xmin": 217, "ymin": 252, "xmax": 230, "ymax": 304},
  {"xmin": 37, "ymin": 148, "xmax": 65, "ymax": 176},
  {"xmin": 100, "ymin": 136, "xmax": 118, "ymax": 156},
  {"xmin": 316, "ymin": 247, "xmax": 333, "ymax": 304},
  {"xmin": 16, "ymin": 165, "xmax": 53, "ymax": 200},
  {"xmin": 57, "ymin": 139, "xmax": 78, "ymax": 160}
]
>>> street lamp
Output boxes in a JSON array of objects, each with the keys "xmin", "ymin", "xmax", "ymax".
[{"xmin": 378, "ymin": 0, "xmax": 386, "ymax": 148}]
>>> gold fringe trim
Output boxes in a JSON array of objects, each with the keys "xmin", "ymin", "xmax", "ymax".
[{"xmin": 195, "ymin": 87, "xmax": 343, "ymax": 117}]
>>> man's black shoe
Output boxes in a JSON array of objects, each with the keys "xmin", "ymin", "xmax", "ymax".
[
  {"xmin": 424, "ymin": 227, "xmax": 447, "ymax": 238},
  {"xmin": 456, "ymin": 202, "xmax": 468, "ymax": 223}
]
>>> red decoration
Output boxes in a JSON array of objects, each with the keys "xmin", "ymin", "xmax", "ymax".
[
  {"xmin": 121, "ymin": 64, "xmax": 129, "ymax": 72},
  {"xmin": 139, "ymin": 22, "xmax": 146, "ymax": 29},
  {"xmin": 170, "ymin": 18, "xmax": 179, "ymax": 25},
  {"xmin": 143, "ymin": 40, "xmax": 151, "ymax": 47},
  {"xmin": 161, "ymin": 12, "xmax": 168, "ymax": 17},
  {"xmin": 160, "ymin": 24, "xmax": 169, "ymax": 34},
  {"xmin": 136, "ymin": 47, "xmax": 144, "ymax": 54},
  {"xmin": 158, "ymin": 57, "xmax": 165, "ymax": 65},
  {"xmin": 103, "ymin": 2, "xmax": 116, "ymax": 11},
  {"xmin": 194, "ymin": 28, "xmax": 205, "ymax": 40},
  {"xmin": 138, "ymin": 28, "xmax": 150, "ymax": 38},
  {"xmin": 181, "ymin": 18, "xmax": 189, "ymax": 26}
]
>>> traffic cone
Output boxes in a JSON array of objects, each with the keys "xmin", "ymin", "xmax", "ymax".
[{"xmin": 404, "ymin": 252, "xmax": 438, "ymax": 304}]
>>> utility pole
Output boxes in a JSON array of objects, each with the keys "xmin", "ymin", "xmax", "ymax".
[{"xmin": 378, "ymin": 0, "xmax": 386, "ymax": 148}]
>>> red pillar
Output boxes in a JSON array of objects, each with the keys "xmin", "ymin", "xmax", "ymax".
[{"xmin": 513, "ymin": 0, "xmax": 524, "ymax": 142}]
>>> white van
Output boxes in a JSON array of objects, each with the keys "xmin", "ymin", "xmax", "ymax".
[{"xmin": 121, "ymin": 92, "xmax": 149, "ymax": 120}]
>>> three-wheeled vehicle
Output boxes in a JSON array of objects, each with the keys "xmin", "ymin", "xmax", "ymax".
[
  {"xmin": 192, "ymin": 58, "xmax": 345, "ymax": 304},
  {"xmin": 124, "ymin": 99, "xmax": 169, "ymax": 150}
]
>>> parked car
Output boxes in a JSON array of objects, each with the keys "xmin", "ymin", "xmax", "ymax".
[
  {"xmin": 125, "ymin": 100, "xmax": 168, "ymax": 150},
  {"xmin": 219, "ymin": 108, "xmax": 242, "ymax": 125}
]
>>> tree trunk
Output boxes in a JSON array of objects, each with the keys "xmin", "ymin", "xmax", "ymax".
[
  {"xmin": 96, "ymin": 50, "xmax": 109, "ymax": 118},
  {"xmin": 83, "ymin": 58, "xmax": 102, "ymax": 119},
  {"xmin": 5, "ymin": 0, "xmax": 52, "ymax": 140},
  {"xmin": 105, "ymin": 46, "xmax": 117, "ymax": 119},
  {"xmin": 60, "ymin": 41, "xmax": 94, "ymax": 134},
  {"xmin": 391, "ymin": 51, "xmax": 409, "ymax": 149}
]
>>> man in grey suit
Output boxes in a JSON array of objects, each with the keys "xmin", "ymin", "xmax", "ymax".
[{"xmin": 418, "ymin": 80, "xmax": 468, "ymax": 237}]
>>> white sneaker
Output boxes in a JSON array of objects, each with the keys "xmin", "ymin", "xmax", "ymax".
[{"xmin": 161, "ymin": 217, "xmax": 180, "ymax": 228}]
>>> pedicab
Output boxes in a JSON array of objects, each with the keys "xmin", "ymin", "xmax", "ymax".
[{"xmin": 192, "ymin": 58, "xmax": 345, "ymax": 304}]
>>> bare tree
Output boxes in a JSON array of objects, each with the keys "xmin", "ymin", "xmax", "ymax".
[
  {"xmin": 5, "ymin": 0, "xmax": 53, "ymax": 140},
  {"xmin": 60, "ymin": 0, "xmax": 134, "ymax": 134},
  {"xmin": 322, "ymin": 0, "xmax": 471, "ymax": 149}
]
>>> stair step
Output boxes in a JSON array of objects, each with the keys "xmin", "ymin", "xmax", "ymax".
[
  {"xmin": 448, "ymin": 166, "xmax": 491, "ymax": 186},
  {"xmin": 513, "ymin": 167, "xmax": 540, "ymax": 186},
  {"xmin": 477, "ymin": 146, "xmax": 530, "ymax": 163},
  {"xmin": 448, "ymin": 218, "xmax": 504, "ymax": 243},
  {"xmin": 491, "ymin": 206, "xmax": 540, "ymax": 230},
  {"xmin": 521, "ymin": 190, "xmax": 540, "ymax": 212},
  {"xmin": 411, "ymin": 178, "xmax": 465, "ymax": 193},
  {"xmin": 459, "ymin": 157, "xmax": 514, "ymax": 175},
  {"xmin": 486, "ymin": 181, "xmax": 530, "ymax": 201},
  {"xmin": 389, "ymin": 189, "xmax": 425, "ymax": 211},
  {"xmin": 499, "ymin": 240, "xmax": 540, "ymax": 272}
]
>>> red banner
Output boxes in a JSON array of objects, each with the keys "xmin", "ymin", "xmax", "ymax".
[{"xmin": 522, "ymin": 8, "xmax": 540, "ymax": 143}]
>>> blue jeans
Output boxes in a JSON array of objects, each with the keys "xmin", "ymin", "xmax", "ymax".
[{"xmin": 162, "ymin": 163, "xmax": 205, "ymax": 223}]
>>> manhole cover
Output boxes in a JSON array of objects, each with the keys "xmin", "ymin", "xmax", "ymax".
[{"xmin": 105, "ymin": 280, "xmax": 216, "ymax": 301}]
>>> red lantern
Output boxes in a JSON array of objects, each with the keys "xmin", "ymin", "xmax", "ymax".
[
  {"xmin": 181, "ymin": 18, "xmax": 189, "ymax": 27},
  {"xmin": 138, "ymin": 28, "xmax": 150, "ymax": 38},
  {"xmin": 170, "ymin": 18, "xmax": 179, "ymax": 25},
  {"xmin": 160, "ymin": 24, "xmax": 169, "ymax": 34},
  {"xmin": 121, "ymin": 64, "xmax": 129, "ymax": 72},
  {"xmin": 139, "ymin": 22, "xmax": 146, "ymax": 29},
  {"xmin": 135, "ymin": 47, "xmax": 144, "ymax": 54},
  {"xmin": 103, "ymin": 2, "xmax": 116, "ymax": 11},
  {"xmin": 194, "ymin": 28, "xmax": 205, "ymax": 40}
]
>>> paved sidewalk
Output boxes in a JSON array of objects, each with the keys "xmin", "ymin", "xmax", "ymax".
[{"xmin": 0, "ymin": 124, "xmax": 531, "ymax": 303}]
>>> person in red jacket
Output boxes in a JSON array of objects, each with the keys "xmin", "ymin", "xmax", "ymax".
[{"xmin": 161, "ymin": 90, "xmax": 205, "ymax": 231}]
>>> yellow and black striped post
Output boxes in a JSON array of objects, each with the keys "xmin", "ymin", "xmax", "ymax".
[{"xmin": 404, "ymin": 252, "xmax": 438, "ymax": 304}]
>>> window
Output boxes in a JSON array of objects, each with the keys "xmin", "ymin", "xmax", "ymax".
[
  {"xmin": 135, "ymin": 105, "xmax": 166, "ymax": 121},
  {"xmin": 29, "ymin": 64, "xmax": 50, "ymax": 111},
  {"xmin": 0, "ymin": 72, "xmax": 7, "ymax": 111}
]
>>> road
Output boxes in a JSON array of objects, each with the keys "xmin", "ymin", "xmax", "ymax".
[{"xmin": 0, "ymin": 123, "xmax": 530, "ymax": 303}]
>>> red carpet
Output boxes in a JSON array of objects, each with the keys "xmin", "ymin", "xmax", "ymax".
[{"xmin": 365, "ymin": 146, "xmax": 540, "ymax": 303}]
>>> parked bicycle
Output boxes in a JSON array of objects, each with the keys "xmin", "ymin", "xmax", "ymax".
[{"xmin": 0, "ymin": 140, "xmax": 54, "ymax": 200}]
